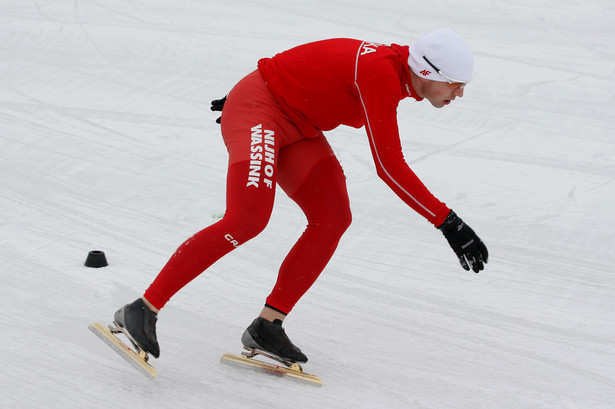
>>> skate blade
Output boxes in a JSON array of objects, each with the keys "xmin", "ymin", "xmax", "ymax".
[
  {"xmin": 89, "ymin": 322, "xmax": 157, "ymax": 378},
  {"xmin": 220, "ymin": 352, "xmax": 322, "ymax": 386},
  {"xmin": 241, "ymin": 347, "xmax": 298, "ymax": 366}
]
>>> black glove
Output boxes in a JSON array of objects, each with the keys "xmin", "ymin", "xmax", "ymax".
[
  {"xmin": 437, "ymin": 210, "xmax": 488, "ymax": 273},
  {"xmin": 210, "ymin": 95, "xmax": 227, "ymax": 124}
]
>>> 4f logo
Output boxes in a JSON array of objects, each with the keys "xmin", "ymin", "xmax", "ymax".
[{"xmin": 420, "ymin": 69, "xmax": 431, "ymax": 77}]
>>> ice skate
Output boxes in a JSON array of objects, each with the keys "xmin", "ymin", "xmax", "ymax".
[
  {"xmin": 113, "ymin": 298, "xmax": 160, "ymax": 359},
  {"xmin": 88, "ymin": 321, "xmax": 157, "ymax": 378},
  {"xmin": 241, "ymin": 317, "xmax": 307, "ymax": 364},
  {"xmin": 221, "ymin": 318, "xmax": 319, "ymax": 385}
]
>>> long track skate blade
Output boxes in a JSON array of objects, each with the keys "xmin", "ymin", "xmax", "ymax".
[
  {"xmin": 241, "ymin": 347, "xmax": 295, "ymax": 367},
  {"xmin": 220, "ymin": 353, "xmax": 321, "ymax": 386},
  {"xmin": 89, "ymin": 322, "xmax": 157, "ymax": 379}
]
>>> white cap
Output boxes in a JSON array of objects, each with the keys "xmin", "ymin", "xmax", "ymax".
[{"xmin": 408, "ymin": 28, "xmax": 473, "ymax": 83}]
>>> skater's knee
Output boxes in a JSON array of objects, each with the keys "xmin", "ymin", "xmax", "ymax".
[
  {"xmin": 306, "ymin": 204, "xmax": 351, "ymax": 240},
  {"xmin": 222, "ymin": 212, "xmax": 270, "ymax": 244},
  {"xmin": 326, "ymin": 204, "xmax": 352, "ymax": 237},
  {"xmin": 335, "ymin": 205, "xmax": 352, "ymax": 234},
  {"xmin": 237, "ymin": 220, "xmax": 268, "ymax": 241}
]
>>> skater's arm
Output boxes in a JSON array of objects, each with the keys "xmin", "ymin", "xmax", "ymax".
[{"xmin": 356, "ymin": 73, "xmax": 449, "ymax": 226}]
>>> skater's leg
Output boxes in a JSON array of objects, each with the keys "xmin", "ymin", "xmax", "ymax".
[
  {"xmin": 119, "ymin": 69, "xmax": 296, "ymax": 357},
  {"xmin": 241, "ymin": 136, "xmax": 350, "ymax": 362},
  {"xmin": 115, "ymin": 165, "xmax": 275, "ymax": 358},
  {"xmin": 143, "ymin": 70, "xmax": 285, "ymax": 311},
  {"xmin": 264, "ymin": 136, "xmax": 352, "ymax": 316},
  {"xmin": 143, "ymin": 160, "xmax": 277, "ymax": 310}
]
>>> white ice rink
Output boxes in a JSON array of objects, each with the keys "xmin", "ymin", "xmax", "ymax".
[{"xmin": 1, "ymin": 1, "xmax": 614, "ymax": 408}]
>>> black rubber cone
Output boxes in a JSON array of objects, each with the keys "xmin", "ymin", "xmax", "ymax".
[{"xmin": 85, "ymin": 250, "xmax": 108, "ymax": 268}]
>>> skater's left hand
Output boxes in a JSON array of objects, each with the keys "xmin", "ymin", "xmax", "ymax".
[
  {"xmin": 437, "ymin": 210, "xmax": 488, "ymax": 273},
  {"xmin": 211, "ymin": 95, "xmax": 227, "ymax": 124}
]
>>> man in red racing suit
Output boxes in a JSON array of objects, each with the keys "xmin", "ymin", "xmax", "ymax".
[{"xmin": 113, "ymin": 29, "xmax": 489, "ymax": 365}]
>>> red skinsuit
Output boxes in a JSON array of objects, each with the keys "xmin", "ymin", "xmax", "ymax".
[{"xmin": 144, "ymin": 39, "xmax": 450, "ymax": 314}]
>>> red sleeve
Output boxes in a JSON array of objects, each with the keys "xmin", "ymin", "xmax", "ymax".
[{"xmin": 354, "ymin": 45, "xmax": 450, "ymax": 226}]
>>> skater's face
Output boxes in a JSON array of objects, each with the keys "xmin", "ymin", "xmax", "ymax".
[
  {"xmin": 418, "ymin": 79, "xmax": 466, "ymax": 108},
  {"xmin": 410, "ymin": 69, "xmax": 467, "ymax": 108}
]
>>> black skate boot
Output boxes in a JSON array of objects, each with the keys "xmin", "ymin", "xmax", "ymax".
[
  {"xmin": 241, "ymin": 318, "xmax": 308, "ymax": 363},
  {"xmin": 114, "ymin": 298, "xmax": 160, "ymax": 358}
]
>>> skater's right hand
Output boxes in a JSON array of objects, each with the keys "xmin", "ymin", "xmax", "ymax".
[
  {"xmin": 210, "ymin": 95, "xmax": 227, "ymax": 124},
  {"xmin": 437, "ymin": 210, "xmax": 488, "ymax": 273}
]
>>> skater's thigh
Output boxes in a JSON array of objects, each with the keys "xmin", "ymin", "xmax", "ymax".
[
  {"xmin": 223, "ymin": 160, "xmax": 277, "ymax": 240},
  {"xmin": 221, "ymin": 70, "xmax": 304, "ymax": 165},
  {"xmin": 276, "ymin": 135, "xmax": 346, "ymax": 199}
]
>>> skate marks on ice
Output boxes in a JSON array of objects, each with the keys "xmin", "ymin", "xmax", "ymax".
[
  {"xmin": 220, "ymin": 348, "xmax": 322, "ymax": 386},
  {"xmin": 88, "ymin": 322, "xmax": 157, "ymax": 379}
]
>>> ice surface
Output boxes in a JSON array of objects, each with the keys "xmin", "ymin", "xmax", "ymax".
[{"xmin": 1, "ymin": 1, "xmax": 614, "ymax": 408}]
